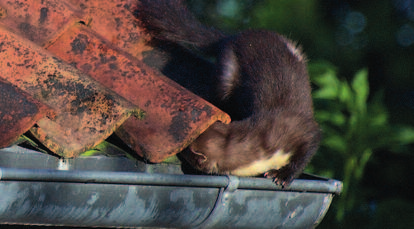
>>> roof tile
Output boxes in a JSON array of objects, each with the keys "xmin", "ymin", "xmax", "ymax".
[
  {"xmin": 0, "ymin": 26, "xmax": 143, "ymax": 157},
  {"xmin": 0, "ymin": 0, "xmax": 230, "ymax": 161},
  {"xmin": 0, "ymin": 79, "xmax": 53, "ymax": 148}
]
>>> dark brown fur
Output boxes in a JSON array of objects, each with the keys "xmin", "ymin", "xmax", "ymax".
[{"xmin": 135, "ymin": 0, "xmax": 321, "ymax": 185}]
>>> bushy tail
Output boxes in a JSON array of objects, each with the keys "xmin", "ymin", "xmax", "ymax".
[{"xmin": 135, "ymin": 0, "xmax": 225, "ymax": 49}]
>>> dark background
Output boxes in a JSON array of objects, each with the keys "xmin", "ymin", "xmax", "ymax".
[{"xmin": 186, "ymin": 0, "xmax": 414, "ymax": 228}]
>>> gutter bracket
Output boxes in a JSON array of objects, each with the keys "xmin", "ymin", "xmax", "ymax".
[{"xmin": 192, "ymin": 175, "xmax": 240, "ymax": 229}]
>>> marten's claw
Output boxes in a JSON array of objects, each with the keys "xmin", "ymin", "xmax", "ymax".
[{"xmin": 265, "ymin": 169, "xmax": 293, "ymax": 187}]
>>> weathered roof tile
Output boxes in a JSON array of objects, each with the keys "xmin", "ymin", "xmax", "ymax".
[
  {"xmin": 67, "ymin": 0, "xmax": 150, "ymax": 60},
  {"xmin": 0, "ymin": 0, "xmax": 83, "ymax": 45},
  {"xmin": 0, "ymin": 79, "xmax": 53, "ymax": 148},
  {"xmin": 0, "ymin": 0, "xmax": 230, "ymax": 160},
  {"xmin": 0, "ymin": 26, "xmax": 143, "ymax": 157}
]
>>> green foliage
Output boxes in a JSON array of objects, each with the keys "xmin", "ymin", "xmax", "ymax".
[
  {"xmin": 78, "ymin": 140, "xmax": 136, "ymax": 158},
  {"xmin": 308, "ymin": 61, "xmax": 414, "ymax": 225}
]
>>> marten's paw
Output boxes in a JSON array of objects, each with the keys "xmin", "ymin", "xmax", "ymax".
[{"xmin": 264, "ymin": 167, "xmax": 296, "ymax": 187}]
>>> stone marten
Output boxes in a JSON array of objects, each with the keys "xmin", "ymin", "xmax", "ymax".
[{"xmin": 135, "ymin": 0, "xmax": 321, "ymax": 186}]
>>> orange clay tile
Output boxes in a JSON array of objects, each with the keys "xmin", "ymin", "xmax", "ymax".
[
  {"xmin": 67, "ymin": 0, "xmax": 151, "ymax": 60},
  {"xmin": 0, "ymin": 0, "xmax": 84, "ymax": 46},
  {"xmin": 0, "ymin": 26, "xmax": 143, "ymax": 157},
  {"xmin": 0, "ymin": 79, "xmax": 53, "ymax": 148},
  {"xmin": 0, "ymin": 0, "xmax": 230, "ymax": 161},
  {"xmin": 0, "ymin": 0, "xmax": 143, "ymax": 55},
  {"xmin": 47, "ymin": 24, "xmax": 230, "ymax": 162}
]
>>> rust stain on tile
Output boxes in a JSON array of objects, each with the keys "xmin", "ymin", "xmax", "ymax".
[
  {"xmin": 46, "ymin": 25, "xmax": 230, "ymax": 162},
  {"xmin": 0, "ymin": 79, "xmax": 53, "ymax": 148},
  {"xmin": 0, "ymin": 26, "xmax": 143, "ymax": 157}
]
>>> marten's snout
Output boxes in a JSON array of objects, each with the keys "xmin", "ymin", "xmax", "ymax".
[{"xmin": 181, "ymin": 146, "xmax": 219, "ymax": 174}]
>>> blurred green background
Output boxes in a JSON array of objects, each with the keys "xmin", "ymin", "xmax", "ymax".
[{"xmin": 186, "ymin": 0, "xmax": 414, "ymax": 228}]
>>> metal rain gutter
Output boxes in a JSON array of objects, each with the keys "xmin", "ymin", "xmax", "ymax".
[
  {"xmin": 0, "ymin": 167, "xmax": 341, "ymax": 194},
  {"xmin": 0, "ymin": 146, "xmax": 342, "ymax": 229}
]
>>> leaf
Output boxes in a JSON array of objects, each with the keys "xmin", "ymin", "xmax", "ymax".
[
  {"xmin": 308, "ymin": 61, "xmax": 337, "ymax": 78},
  {"xmin": 310, "ymin": 62, "xmax": 341, "ymax": 100},
  {"xmin": 162, "ymin": 155, "xmax": 181, "ymax": 164},
  {"xmin": 351, "ymin": 69, "xmax": 369, "ymax": 113},
  {"xmin": 338, "ymin": 81, "xmax": 354, "ymax": 110},
  {"xmin": 79, "ymin": 141, "xmax": 127, "ymax": 157},
  {"xmin": 316, "ymin": 110, "xmax": 347, "ymax": 127},
  {"xmin": 392, "ymin": 126, "xmax": 414, "ymax": 145},
  {"xmin": 312, "ymin": 74, "xmax": 341, "ymax": 99},
  {"xmin": 355, "ymin": 149, "xmax": 373, "ymax": 180},
  {"xmin": 322, "ymin": 134, "xmax": 347, "ymax": 153},
  {"xmin": 79, "ymin": 149, "xmax": 101, "ymax": 157},
  {"xmin": 369, "ymin": 110, "xmax": 388, "ymax": 127},
  {"xmin": 339, "ymin": 81, "xmax": 352, "ymax": 101}
]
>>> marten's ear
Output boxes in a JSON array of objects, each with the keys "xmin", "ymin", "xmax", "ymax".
[
  {"xmin": 219, "ymin": 48, "xmax": 239, "ymax": 100},
  {"xmin": 280, "ymin": 36, "xmax": 307, "ymax": 63}
]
